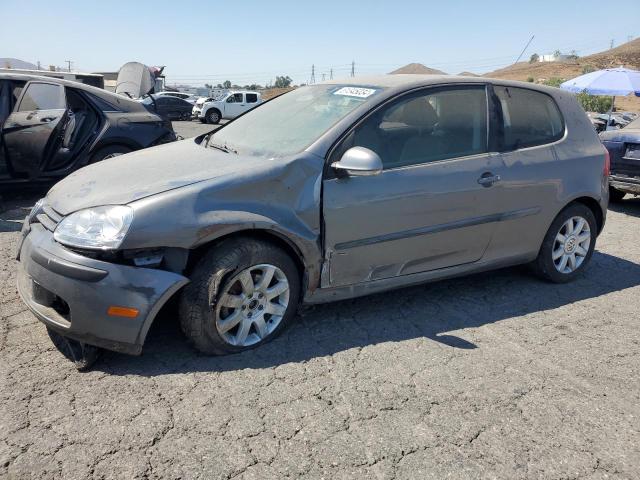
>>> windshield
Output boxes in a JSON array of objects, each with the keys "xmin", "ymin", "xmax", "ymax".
[{"xmin": 208, "ymin": 85, "xmax": 383, "ymax": 156}]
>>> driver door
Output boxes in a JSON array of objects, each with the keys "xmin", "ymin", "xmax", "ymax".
[
  {"xmin": 3, "ymin": 81, "xmax": 68, "ymax": 179},
  {"xmin": 322, "ymin": 85, "xmax": 504, "ymax": 287}
]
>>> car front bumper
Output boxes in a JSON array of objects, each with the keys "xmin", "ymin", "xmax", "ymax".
[{"xmin": 17, "ymin": 223, "xmax": 188, "ymax": 355}]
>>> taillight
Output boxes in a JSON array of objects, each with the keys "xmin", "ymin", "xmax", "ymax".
[{"xmin": 604, "ymin": 149, "xmax": 610, "ymax": 177}]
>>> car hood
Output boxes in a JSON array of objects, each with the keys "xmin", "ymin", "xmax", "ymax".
[
  {"xmin": 600, "ymin": 128, "xmax": 640, "ymax": 142},
  {"xmin": 47, "ymin": 139, "xmax": 275, "ymax": 215}
]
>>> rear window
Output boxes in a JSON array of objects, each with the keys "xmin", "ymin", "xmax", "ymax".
[
  {"xmin": 18, "ymin": 83, "xmax": 65, "ymax": 111},
  {"xmin": 246, "ymin": 93, "xmax": 258, "ymax": 103},
  {"xmin": 494, "ymin": 86, "xmax": 564, "ymax": 151}
]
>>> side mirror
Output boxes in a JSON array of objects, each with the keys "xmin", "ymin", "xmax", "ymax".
[{"xmin": 331, "ymin": 147, "xmax": 383, "ymax": 177}]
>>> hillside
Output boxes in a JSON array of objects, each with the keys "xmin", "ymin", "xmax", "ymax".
[
  {"xmin": 390, "ymin": 63, "xmax": 447, "ymax": 75},
  {"xmin": 484, "ymin": 38, "xmax": 640, "ymax": 111},
  {"xmin": 0, "ymin": 58, "xmax": 38, "ymax": 69}
]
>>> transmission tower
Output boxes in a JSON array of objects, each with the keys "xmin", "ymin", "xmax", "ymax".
[
  {"xmin": 310, "ymin": 64, "xmax": 316, "ymax": 84},
  {"xmin": 321, "ymin": 73, "xmax": 326, "ymax": 81},
  {"xmin": 351, "ymin": 61, "xmax": 355, "ymax": 77},
  {"xmin": 330, "ymin": 68, "xmax": 333, "ymax": 80}
]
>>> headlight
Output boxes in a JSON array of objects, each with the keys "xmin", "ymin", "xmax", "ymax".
[
  {"xmin": 28, "ymin": 198, "xmax": 45, "ymax": 222},
  {"xmin": 54, "ymin": 205, "xmax": 134, "ymax": 250}
]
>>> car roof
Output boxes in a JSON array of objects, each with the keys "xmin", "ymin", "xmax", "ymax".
[
  {"xmin": 0, "ymin": 72, "xmax": 145, "ymax": 111},
  {"xmin": 318, "ymin": 74, "xmax": 564, "ymax": 97}
]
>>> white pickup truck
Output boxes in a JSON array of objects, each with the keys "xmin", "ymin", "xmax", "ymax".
[{"xmin": 193, "ymin": 91, "xmax": 262, "ymax": 124}]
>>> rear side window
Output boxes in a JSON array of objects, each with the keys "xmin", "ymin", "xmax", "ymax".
[
  {"xmin": 246, "ymin": 93, "xmax": 258, "ymax": 103},
  {"xmin": 494, "ymin": 86, "xmax": 564, "ymax": 151},
  {"xmin": 18, "ymin": 83, "xmax": 65, "ymax": 111}
]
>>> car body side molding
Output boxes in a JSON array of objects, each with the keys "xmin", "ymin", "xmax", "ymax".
[{"xmin": 334, "ymin": 206, "xmax": 541, "ymax": 251}]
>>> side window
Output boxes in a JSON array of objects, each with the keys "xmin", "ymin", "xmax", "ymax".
[
  {"xmin": 233, "ymin": 93, "xmax": 244, "ymax": 103},
  {"xmin": 226, "ymin": 95, "xmax": 235, "ymax": 103},
  {"xmin": 246, "ymin": 93, "xmax": 258, "ymax": 103},
  {"xmin": 345, "ymin": 86, "xmax": 488, "ymax": 169},
  {"xmin": 18, "ymin": 83, "xmax": 65, "ymax": 111},
  {"xmin": 494, "ymin": 86, "xmax": 564, "ymax": 151}
]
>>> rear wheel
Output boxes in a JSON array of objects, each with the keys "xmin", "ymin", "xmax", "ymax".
[
  {"xmin": 179, "ymin": 238, "xmax": 300, "ymax": 355},
  {"xmin": 90, "ymin": 144, "xmax": 132, "ymax": 163},
  {"xmin": 531, "ymin": 203, "xmax": 597, "ymax": 283},
  {"xmin": 609, "ymin": 186, "xmax": 626, "ymax": 202}
]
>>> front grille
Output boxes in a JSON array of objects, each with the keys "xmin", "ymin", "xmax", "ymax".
[{"xmin": 33, "ymin": 204, "xmax": 62, "ymax": 232}]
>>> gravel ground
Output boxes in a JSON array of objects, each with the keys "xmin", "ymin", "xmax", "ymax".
[{"xmin": 1, "ymin": 176, "xmax": 639, "ymax": 478}]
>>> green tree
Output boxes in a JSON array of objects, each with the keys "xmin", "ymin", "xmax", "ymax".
[
  {"xmin": 529, "ymin": 53, "xmax": 539, "ymax": 63},
  {"xmin": 223, "ymin": 80, "xmax": 232, "ymax": 89},
  {"xmin": 274, "ymin": 76, "xmax": 292, "ymax": 88},
  {"xmin": 543, "ymin": 77, "xmax": 565, "ymax": 88},
  {"xmin": 576, "ymin": 92, "xmax": 613, "ymax": 113}
]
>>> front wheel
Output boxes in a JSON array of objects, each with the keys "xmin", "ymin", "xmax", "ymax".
[
  {"xmin": 206, "ymin": 109, "xmax": 221, "ymax": 124},
  {"xmin": 179, "ymin": 238, "xmax": 300, "ymax": 355},
  {"xmin": 531, "ymin": 203, "xmax": 597, "ymax": 283}
]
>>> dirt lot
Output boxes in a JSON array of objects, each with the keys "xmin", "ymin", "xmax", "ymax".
[{"xmin": 1, "ymin": 169, "xmax": 640, "ymax": 478}]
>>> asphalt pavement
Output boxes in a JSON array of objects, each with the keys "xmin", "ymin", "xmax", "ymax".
[{"xmin": 1, "ymin": 139, "xmax": 639, "ymax": 478}]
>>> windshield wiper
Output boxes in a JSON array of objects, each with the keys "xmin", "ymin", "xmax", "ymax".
[{"xmin": 208, "ymin": 142, "xmax": 238, "ymax": 154}]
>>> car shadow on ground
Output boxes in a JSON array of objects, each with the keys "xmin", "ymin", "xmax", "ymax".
[
  {"xmin": 97, "ymin": 250, "xmax": 640, "ymax": 376},
  {"xmin": 0, "ymin": 187, "xmax": 47, "ymax": 233},
  {"xmin": 608, "ymin": 197, "xmax": 640, "ymax": 218}
]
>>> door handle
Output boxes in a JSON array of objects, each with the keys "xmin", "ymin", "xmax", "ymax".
[
  {"xmin": 40, "ymin": 116, "xmax": 57, "ymax": 123},
  {"xmin": 478, "ymin": 172, "xmax": 501, "ymax": 187}
]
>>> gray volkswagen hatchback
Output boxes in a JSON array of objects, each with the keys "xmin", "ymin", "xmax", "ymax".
[{"xmin": 17, "ymin": 75, "xmax": 609, "ymax": 368}]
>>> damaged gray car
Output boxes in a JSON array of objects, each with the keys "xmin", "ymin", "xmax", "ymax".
[{"xmin": 17, "ymin": 75, "xmax": 609, "ymax": 368}]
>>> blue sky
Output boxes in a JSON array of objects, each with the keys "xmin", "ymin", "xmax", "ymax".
[{"xmin": 1, "ymin": 0, "xmax": 638, "ymax": 86}]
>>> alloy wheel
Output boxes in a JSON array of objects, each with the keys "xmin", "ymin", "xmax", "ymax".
[
  {"xmin": 215, "ymin": 264, "xmax": 290, "ymax": 346},
  {"xmin": 552, "ymin": 216, "xmax": 591, "ymax": 274}
]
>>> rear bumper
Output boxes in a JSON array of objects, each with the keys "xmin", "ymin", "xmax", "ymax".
[
  {"xmin": 17, "ymin": 224, "xmax": 188, "ymax": 355},
  {"xmin": 610, "ymin": 174, "xmax": 640, "ymax": 195}
]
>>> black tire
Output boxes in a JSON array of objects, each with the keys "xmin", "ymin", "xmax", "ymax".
[
  {"xmin": 206, "ymin": 109, "xmax": 221, "ymax": 124},
  {"xmin": 46, "ymin": 328, "xmax": 101, "ymax": 371},
  {"xmin": 90, "ymin": 144, "xmax": 132, "ymax": 163},
  {"xmin": 609, "ymin": 186, "xmax": 626, "ymax": 203},
  {"xmin": 531, "ymin": 203, "xmax": 597, "ymax": 283},
  {"xmin": 179, "ymin": 238, "xmax": 300, "ymax": 355}
]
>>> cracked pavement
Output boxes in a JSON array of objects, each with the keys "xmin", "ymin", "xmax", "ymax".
[{"xmin": 1, "ymin": 184, "xmax": 639, "ymax": 478}]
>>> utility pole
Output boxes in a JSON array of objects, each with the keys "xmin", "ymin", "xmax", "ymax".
[
  {"xmin": 351, "ymin": 60, "xmax": 355, "ymax": 77},
  {"xmin": 610, "ymin": 39, "xmax": 615, "ymax": 49},
  {"xmin": 310, "ymin": 64, "xmax": 316, "ymax": 84},
  {"xmin": 514, "ymin": 35, "xmax": 535, "ymax": 64},
  {"xmin": 65, "ymin": 60, "xmax": 72, "ymax": 72},
  {"xmin": 330, "ymin": 68, "xmax": 333, "ymax": 80}
]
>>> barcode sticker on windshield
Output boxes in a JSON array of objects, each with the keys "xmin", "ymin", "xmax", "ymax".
[{"xmin": 334, "ymin": 87, "xmax": 377, "ymax": 98}]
